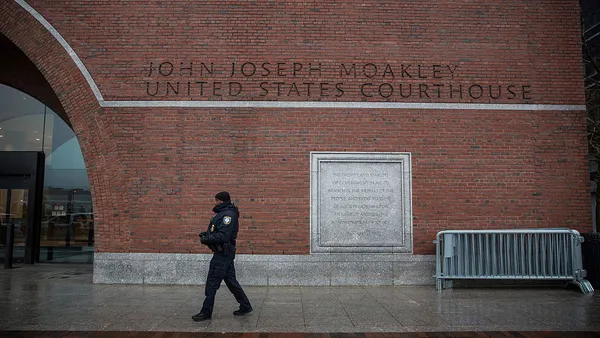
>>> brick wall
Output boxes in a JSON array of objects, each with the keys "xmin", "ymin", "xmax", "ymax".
[
  {"xmin": 0, "ymin": 0, "xmax": 590, "ymax": 255},
  {"xmin": 0, "ymin": 34, "xmax": 66, "ymax": 121}
]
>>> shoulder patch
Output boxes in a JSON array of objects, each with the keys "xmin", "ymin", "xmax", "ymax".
[{"xmin": 223, "ymin": 216, "xmax": 232, "ymax": 225}]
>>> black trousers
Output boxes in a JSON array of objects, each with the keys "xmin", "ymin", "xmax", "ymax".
[{"xmin": 201, "ymin": 251, "xmax": 251, "ymax": 316}]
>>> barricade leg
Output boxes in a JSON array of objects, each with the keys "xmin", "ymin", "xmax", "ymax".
[{"xmin": 569, "ymin": 280, "xmax": 594, "ymax": 294}]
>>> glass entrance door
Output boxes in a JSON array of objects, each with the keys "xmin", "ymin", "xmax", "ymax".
[
  {"xmin": 40, "ymin": 189, "xmax": 94, "ymax": 263},
  {"xmin": 0, "ymin": 178, "xmax": 30, "ymax": 264}
]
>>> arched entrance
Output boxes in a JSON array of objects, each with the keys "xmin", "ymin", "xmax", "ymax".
[
  {"xmin": 0, "ymin": 0, "xmax": 132, "ymax": 258},
  {"xmin": 0, "ymin": 28, "xmax": 95, "ymax": 264},
  {"xmin": 0, "ymin": 83, "xmax": 94, "ymax": 264}
]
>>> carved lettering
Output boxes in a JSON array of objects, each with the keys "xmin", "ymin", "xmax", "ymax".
[
  {"xmin": 141, "ymin": 60, "xmax": 531, "ymax": 101},
  {"xmin": 241, "ymin": 62, "xmax": 256, "ymax": 77},
  {"xmin": 159, "ymin": 62, "xmax": 174, "ymax": 76}
]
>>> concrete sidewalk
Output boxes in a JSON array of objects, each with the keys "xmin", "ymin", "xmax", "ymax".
[{"xmin": 0, "ymin": 264, "xmax": 599, "ymax": 333}]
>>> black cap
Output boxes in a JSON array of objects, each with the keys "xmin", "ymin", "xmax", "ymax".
[{"xmin": 215, "ymin": 191, "xmax": 231, "ymax": 202}]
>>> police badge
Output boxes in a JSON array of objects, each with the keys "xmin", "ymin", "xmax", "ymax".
[{"xmin": 223, "ymin": 216, "xmax": 232, "ymax": 225}]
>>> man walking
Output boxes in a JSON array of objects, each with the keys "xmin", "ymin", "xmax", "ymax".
[{"xmin": 192, "ymin": 191, "xmax": 252, "ymax": 322}]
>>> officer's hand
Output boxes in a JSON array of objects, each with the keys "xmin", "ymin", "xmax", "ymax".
[{"xmin": 199, "ymin": 233, "xmax": 208, "ymax": 244}]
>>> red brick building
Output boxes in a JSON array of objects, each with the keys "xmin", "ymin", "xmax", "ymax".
[{"xmin": 0, "ymin": 0, "xmax": 591, "ymax": 284}]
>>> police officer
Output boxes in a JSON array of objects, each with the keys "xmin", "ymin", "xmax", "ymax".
[{"xmin": 192, "ymin": 191, "xmax": 252, "ymax": 322}]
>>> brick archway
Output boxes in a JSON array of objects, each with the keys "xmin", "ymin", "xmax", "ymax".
[{"xmin": 0, "ymin": 1, "xmax": 130, "ymax": 253}]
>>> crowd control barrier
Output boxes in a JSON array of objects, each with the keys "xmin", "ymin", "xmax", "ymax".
[{"xmin": 434, "ymin": 229, "xmax": 594, "ymax": 294}]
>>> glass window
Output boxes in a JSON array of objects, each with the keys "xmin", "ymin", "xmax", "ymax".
[
  {"xmin": 0, "ymin": 84, "xmax": 93, "ymax": 263},
  {"xmin": 0, "ymin": 85, "xmax": 45, "ymax": 152}
]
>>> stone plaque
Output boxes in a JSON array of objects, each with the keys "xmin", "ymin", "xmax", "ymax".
[{"xmin": 310, "ymin": 152, "xmax": 412, "ymax": 253}]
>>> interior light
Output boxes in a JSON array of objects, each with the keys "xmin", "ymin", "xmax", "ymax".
[{"xmin": 35, "ymin": 138, "xmax": 40, "ymax": 141}]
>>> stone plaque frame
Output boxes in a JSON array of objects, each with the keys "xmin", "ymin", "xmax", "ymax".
[{"xmin": 310, "ymin": 152, "xmax": 413, "ymax": 254}]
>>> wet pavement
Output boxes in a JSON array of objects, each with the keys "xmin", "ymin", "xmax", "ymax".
[
  {"xmin": 2, "ymin": 333, "xmax": 600, "ymax": 337},
  {"xmin": 0, "ymin": 264, "xmax": 599, "ymax": 333}
]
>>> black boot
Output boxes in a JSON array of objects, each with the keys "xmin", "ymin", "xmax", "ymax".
[
  {"xmin": 192, "ymin": 312, "xmax": 212, "ymax": 322},
  {"xmin": 233, "ymin": 307, "xmax": 253, "ymax": 316}
]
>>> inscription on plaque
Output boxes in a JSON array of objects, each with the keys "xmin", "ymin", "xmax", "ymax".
[
  {"xmin": 310, "ymin": 152, "xmax": 412, "ymax": 253},
  {"xmin": 320, "ymin": 163, "xmax": 402, "ymax": 246}
]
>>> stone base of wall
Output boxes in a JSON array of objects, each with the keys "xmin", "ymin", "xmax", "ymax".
[{"xmin": 93, "ymin": 253, "xmax": 435, "ymax": 286}]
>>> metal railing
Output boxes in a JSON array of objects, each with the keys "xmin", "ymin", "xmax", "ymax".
[{"xmin": 434, "ymin": 229, "xmax": 594, "ymax": 294}]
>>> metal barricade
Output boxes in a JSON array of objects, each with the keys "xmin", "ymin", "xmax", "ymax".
[{"xmin": 434, "ymin": 229, "xmax": 594, "ymax": 294}]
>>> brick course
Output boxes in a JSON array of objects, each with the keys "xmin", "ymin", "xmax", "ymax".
[{"xmin": 0, "ymin": 0, "xmax": 591, "ymax": 255}]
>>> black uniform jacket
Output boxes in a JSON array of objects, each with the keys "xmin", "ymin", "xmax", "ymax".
[{"xmin": 204, "ymin": 201, "xmax": 239, "ymax": 252}]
